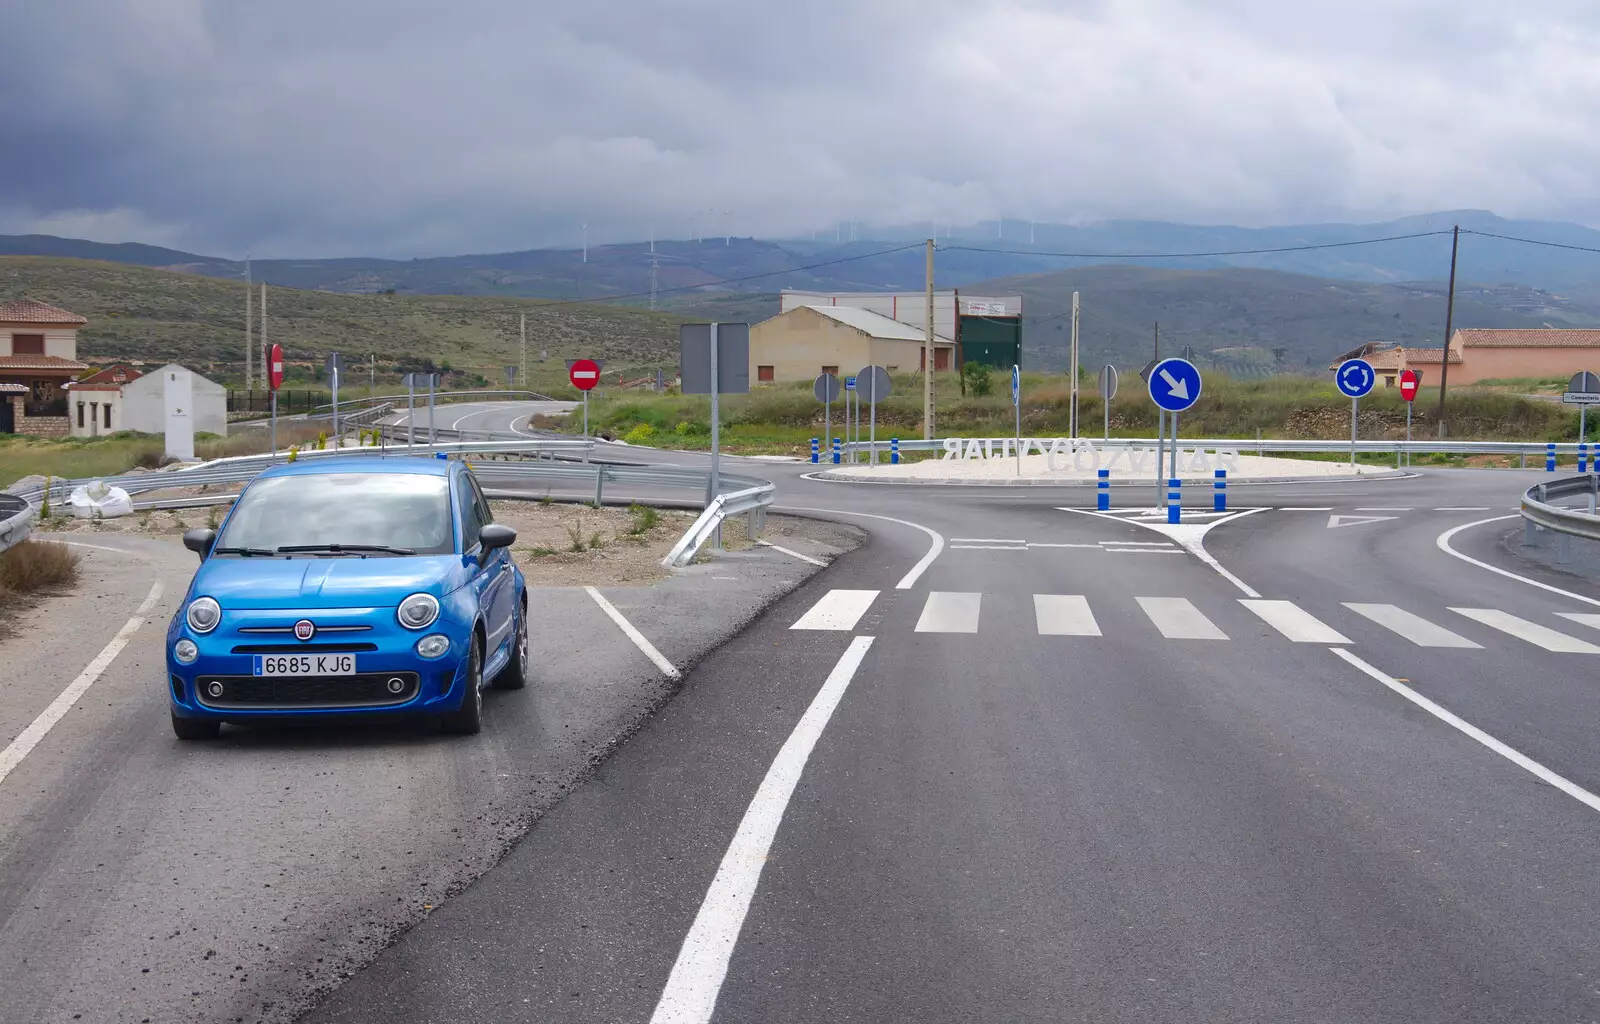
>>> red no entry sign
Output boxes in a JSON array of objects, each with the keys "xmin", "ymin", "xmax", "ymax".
[
  {"xmin": 569, "ymin": 358, "xmax": 600, "ymax": 391},
  {"xmin": 268, "ymin": 344, "xmax": 284, "ymax": 391},
  {"xmin": 1398, "ymin": 368, "xmax": 1418, "ymax": 402}
]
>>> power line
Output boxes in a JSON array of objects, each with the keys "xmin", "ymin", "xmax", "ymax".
[
  {"xmin": 939, "ymin": 229, "xmax": 1453, "ymax": 260},
  {"xmin": 1460, "ymin": 228, "xmax": 1600, "ymax": 255}
]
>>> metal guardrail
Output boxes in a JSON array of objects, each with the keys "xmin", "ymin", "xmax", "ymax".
[
  {"xmin": 316, "ymin": 389, "xmax": 565, "ymax": 412},
  {"xmin": 4, "ymin": 439, "xmax": 599, "ymax": 507},
  {"xmin": 5, "ymin": 442, "xmax": 776, "ymax": 569},
  {"xmin": 838, "ymin": 437, "xmax": 1600, "ymax": 459},
  {"xmin": 0, "ymin": 493, "xmax": 32, "ymax": 553},
  {"xmin": 661, "ymin": 483, "xmax": 776, "ymax": 567},
  {"xmin": 1520, "ymin": 475, "xmax": 1600, "ymax": 559}
]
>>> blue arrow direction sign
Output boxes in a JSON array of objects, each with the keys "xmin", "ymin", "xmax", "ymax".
[
  {"xmin": 1147, "ymin": 357, "xmax": 1202, "ymax": 412},
  {"xmin": 1011, "ymin": 364, "xmax": 1021, "ymax": 407},
  {"xmin": 1336, "ymin": 358, "xmax": 1376, "ymax": 398}
]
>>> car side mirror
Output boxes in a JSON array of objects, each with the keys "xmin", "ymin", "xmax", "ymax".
[
  {"xmin": 183, "ymin": 528, "xmax": 216, "ymax": 560},
  {"xmin": 479, "ymin": 524, "xmax": 517, "ymax": 551}
]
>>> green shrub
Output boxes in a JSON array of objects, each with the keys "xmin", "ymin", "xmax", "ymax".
[
  {"xmin": 675, "ymin": 420, "xmax": 708, "ymax": 437},
  {"xmin": 963, "ymin": 362, "xmax": 994, "ymax": 396},
  {"xmin": 622, "ymin": 423, "xmax": 657, "ymax": 444},
  {"xmin": 0, "ymin": 540, "xmax": 80, "ymax": 592}
]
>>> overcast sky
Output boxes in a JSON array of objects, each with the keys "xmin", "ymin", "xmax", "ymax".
[{"xmin": 3, "ymin": 0, "xmax": 1598, "ymax": 258}]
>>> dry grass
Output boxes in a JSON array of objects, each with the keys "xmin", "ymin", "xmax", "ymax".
[{"xmin": 0, "ymin": 540, "xmax": 81, "ymax": 594}]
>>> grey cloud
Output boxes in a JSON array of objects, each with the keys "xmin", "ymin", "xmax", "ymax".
[{"xmin": 2, "ymin": 0, "xmax": 1599, "ymax": 257}]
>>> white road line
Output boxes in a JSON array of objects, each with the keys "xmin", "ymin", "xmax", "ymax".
[
  {"xmin": 1136, "ymin": 597, "xmax": 1228, "ymax": 640},
  {"xmin": 915, "ymin": 592, "xmax": 982, "ymax": 633},
  {"xmin": 1356, "ymin": 507, "xmax": 1413, "ymax": 511},
  {"xmin": 1449, "ymin": 608, "xmax": 1600, "ymax": 654},
  {"xmin": 61, "ymin": 539, "xmax": 146, "ymax": 555},
  {"xmin": 649, "ymin": 636, "xmax": 874, "ymax": 1024},
  {"xmin": 585, "ymin": 587, "xmax": 682, "ymax": 679},
  {"xmin": 1057, "ymin": 506, "xmax": 1268, "ymax": 598},
  {"xmin": 1343, "ymin": 603, "xmax": 1481, "ymax": 648},
  {"xmin": 1026, "ymin": 542, "xmax": 1102, "ymax": 548},
  {"xmin": 0, "ymin": 581, "xmax": 163, "ymax": 788},
  {"xmin": 1240, "ymin": 600, "xmax": 1351, "ymax": 643},
  {"xmin": 1437, "ymin": 516, "xmax": 1600, "ymax": 608},
  {"xmin": 1100, "ymin": 540, "xmax": 1175, "ymax": 546},
  {"xmin": 1106, "ymin": 548, "xmax": 1185, "ymax": 554},
  {"xmin": 950, "ymin": 544, "xmax": 1030, "ymax": 551},
  {"xmin": 755, "ymin": 540, "xmax": 827, "ymax": 567},
  {"xmin": 789, "ymin": 589, "xmax": 879, "ymax": 631},
  {"xmin": 1278, "ymin": 507, "xmax": 1334, "ymax": 511},
  {"xmin": 949, "ymin": 538, "xmax": 1025, "ymax": 544},
  {"xmin": 1034, "ymin": 595, "xmax": 1102, "ymax": 636},
  {"xmin": 776, "ymin": 506, "xmax": 943, "ymax": 590},
  {"xmin": 1331, "ymin": 648, "xmax": 1600, "ymax": 815},
  {"xmin": 1434, "ymin": 507, "xmax": 1492, "ymax": 512},
  {"xmin": 1556, "ymin": 612, "xmax": 1600, "ymax": 632}
]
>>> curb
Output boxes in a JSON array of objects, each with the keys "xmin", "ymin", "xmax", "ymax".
[{"xmin": 802, "ymin": 470, "xmax": 1411, "ymax": 487}]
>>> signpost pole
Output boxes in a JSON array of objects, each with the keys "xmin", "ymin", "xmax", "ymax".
[
  {"xmin": 1582, "ymin": 405, "xmax": 1588, "ymax": 444},
  {"xmin": 708, "ymin": 322, "xmax": 721, "ymax": 507},
  {"xmin": 824, "ymin": 390, "xmax": 830, "ymax": 456},
  {"xmin": 1013, "ymin": 364, "xmax": 1022, "ymax": 476},
  {"xmin": 427, "ymin": 373, "xmax": 436, "ymax": 446},
  {"xmin": 583, "ymin": 390, "xmax": 589, "ymax": 438},
  {"xmin": 1405, "ymin": 402, "xmax": 1412, "ymax": 466},
  {"xmin": 270, "ymin": 389, "xmax": 278, "ymax": 463},
  {"xmin": 869, "ymin": 382, "xmax": 878, "ymax": 468},
  {"xmin": 1170, "ymin": 412, "xmax": 1180, "ymax": 481},
  {"xmin": 406, "ymin": 376, "xmax": 415, "ymax": 448},
  {"xmin": 1351, "ymin": 397, "xmax": 1358, "ymax": 467},
  {"xmin": 1155, "ymin": 408, "xmax": 1165, "ymax": 509},
  {"xmin": 331, "ymin": 366, "xmax": 340, "ymax": 439}
]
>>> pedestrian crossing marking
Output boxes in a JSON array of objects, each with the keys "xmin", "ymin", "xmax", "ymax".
[
  {"xmin": 1555, "ymin": 613, "xmax": 1600, "ymax": 632},
  {"xmin": 1136, "ymin": 597, "xmax": 1228, "ymax": 640},
  {"xmin": 1034, "ymin": 595, "xmax": 1102, "ymax": 636},
  {"xmin": 1240, "ymin": 600, "xmax": 1351, "ymax": 643},
  {"xmin": 915, "ymin": 592, "xmax": 982, "ymax": 633},
  {"xmin": 1343, "ymin": 603, "xmax": 1481, "ymax": 648},
  {"xmin": 1451, "ymin": 609, "xmax": 1600, "ymax": 654},
  {"xmin": 789, "ymin": 589, "xmax": 879, "ymax": 631}
]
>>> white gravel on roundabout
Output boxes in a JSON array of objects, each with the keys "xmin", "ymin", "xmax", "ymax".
[{"xmin": 819, "ymin": 443, "xmax": 1400, "ymax": 483}]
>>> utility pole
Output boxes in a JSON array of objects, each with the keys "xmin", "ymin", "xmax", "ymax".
[
  {"xmin": 1153, "ymin": 321, "xmax": 1160, "ymax": 362},
  {"xmin": 924, "ymin": 238, "xmax": 935, "ymax": 439},
  {"xmin": 582, "ymin": 223, "xmax": 587, "ymax": 263},
  {"xmin": 648, "ymin": 233, "xmax": 660, "ymax": 311},
  {"xmin": 243, "ymin": 252, "xmax": 252, "ymax": 391},
  {"xmin": 520, "ymin": 313, "xmax": 528, "ymax": 391},
  {"xmin": 1435, "ymin": 224, "xmax": 1460, "ymax": 437},
  {"xmin": 1069, "ymin": 291, "xmax": 1081, "ymax": 438},
  {"xmin": 260, "ymin": 283, "xmax": 267, "ymax": 395}
]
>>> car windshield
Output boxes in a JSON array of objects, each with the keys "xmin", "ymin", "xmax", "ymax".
[{"xmin": 216, "ymin": 472, "xmax": 454, "ymax": 555}]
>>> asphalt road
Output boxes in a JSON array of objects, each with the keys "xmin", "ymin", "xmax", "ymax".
[{"xmin": 10, "ymin": 399, "xmax": 1600, "ymax": 1023}]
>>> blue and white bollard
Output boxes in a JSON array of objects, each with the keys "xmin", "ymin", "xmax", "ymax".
[
  {"xmin": 1581, "ymin": 443, "xmax": 1589, "ymax": 473},
  {"xmin": 1547, "ymin": 442, "xmax": 1557, "ymax": 472},
  {"xmin": 1097, "ymin": 468, "xmax": 1110, "ymax": 511},
  {"xmin": 1214, "ymin": 469, "xmax": 1227, "ymax": 512},
  {"xmin": 891, "ymin": 437, "xmax": 900, "ymax": 464},
  {"xmin": 1167, "ymin": 478, "xmax": 1181, "ymax": 524},
  {"xmin": 810, "ymin": 437, "xmax": 819, "ymax": 464},
  {"xmin": 832, "ymin": 437, "xmax": 841, "ymax": 465}
]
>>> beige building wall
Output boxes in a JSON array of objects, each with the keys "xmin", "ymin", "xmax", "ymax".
[
  {"xmin": 0, "ymin": 325, "xmax": 78, "ymax": 359},
  {"xmin": 749, "ymin": 307, "xmax": 953, "ymax": 384},
  {"xmin": 1451, "ymin": 346, "xmax": 1600, "ymax": 385}
]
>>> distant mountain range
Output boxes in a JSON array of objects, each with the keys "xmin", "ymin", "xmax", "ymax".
[
  {"xmin": 6, "ymin": 210, "xmax": 1600, "ymax": 303},
  {"xmin": 5, "ymin": 209, "xmax": 1600, "ymax": 376}
]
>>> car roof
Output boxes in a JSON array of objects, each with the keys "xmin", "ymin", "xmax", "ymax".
[{"xmin": 253, "ymin": 455, "xmax": 456, "ymax": 480}]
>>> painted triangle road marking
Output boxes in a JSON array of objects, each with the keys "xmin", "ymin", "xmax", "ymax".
[{"xmin": 1327, "ymin": 514, "xmax": 1397, "ymax": 530}]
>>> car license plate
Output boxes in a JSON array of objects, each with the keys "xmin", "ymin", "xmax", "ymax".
[{"xmin": 252, "ymin": 654, "xmax": 356, "ymax": 676}]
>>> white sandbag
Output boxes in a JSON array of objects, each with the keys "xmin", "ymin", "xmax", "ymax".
[{"xmin": 69, "ymin": 480, "xmax": 135, "ymax": 519}]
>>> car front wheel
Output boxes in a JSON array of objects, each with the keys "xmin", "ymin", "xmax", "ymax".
[
  {"xmin": 495, "ymin": 606, "xmax": 528, "ymax": 691},
  {"xmin": 440, "ymin": 636, "xmax": 484, "ymax": 735}
]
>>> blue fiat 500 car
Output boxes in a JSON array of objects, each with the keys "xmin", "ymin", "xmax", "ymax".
[{"xmin": 165, "ymin": 456, "xmax": 527, "ymax": 739}]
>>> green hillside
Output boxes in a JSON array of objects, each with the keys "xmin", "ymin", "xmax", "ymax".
[
  {"xmin": 0, "ymin": 257, "xmax": 689, "ymax": 391},
  {"xmin": 967, "ymin": 264, "xmax": 1594, "ymax": 375}
]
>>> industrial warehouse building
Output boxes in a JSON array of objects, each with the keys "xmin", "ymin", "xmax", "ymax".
[{"xmin": 747, "ymin": 290, "xmax": 1024, "ymax": 384}]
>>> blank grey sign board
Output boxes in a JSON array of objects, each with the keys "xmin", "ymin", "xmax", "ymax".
[{"xmin": 679, "ymin": 323, "xmax": 751, "ymax": 394}]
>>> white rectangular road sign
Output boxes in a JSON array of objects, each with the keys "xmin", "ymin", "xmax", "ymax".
[{"xmin": 1562, "ymin": 392, "xmax": 1600, "ymax": 405}]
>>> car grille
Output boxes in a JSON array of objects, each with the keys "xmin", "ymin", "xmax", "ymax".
[
  {"xmin": 195, "ymin": 672, "xmax": 421, "ymax": 710},
  {"xmin": 229, "ymin": 642, "xmax": 379, "ymax": 654}
]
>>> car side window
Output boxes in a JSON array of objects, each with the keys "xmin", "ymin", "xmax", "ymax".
[
  {"xmin": 456, "ymin": 475, "xmax": 484, "ymax": 550},
  {"xmin": 468, "ymin": 475, "xmax": 494, "ymax": 528}
]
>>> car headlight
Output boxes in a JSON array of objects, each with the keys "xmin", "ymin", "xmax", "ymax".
[
  {"xmin": 396, "ymin": 593, "xmax": 439, "ymax": 630},
  {"xmin": 173, "ymin": 639, "xmax": 198, "ymax": 664},
  {"xmin": 415, "ymin": 634, "xmax": 450, "ymax": 659},
  {"xmin": 186, "ymin": 597, "xmax": 221, "ymax": 634}
]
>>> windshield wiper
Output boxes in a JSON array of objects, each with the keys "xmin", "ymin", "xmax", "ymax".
[
  {"xmin": 275, "ymin": 543, "xmax": 416, "ymax": 557},
  {"xmin": 212, "ymin": 546, "xmax": 276, "ymax": 557}
]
